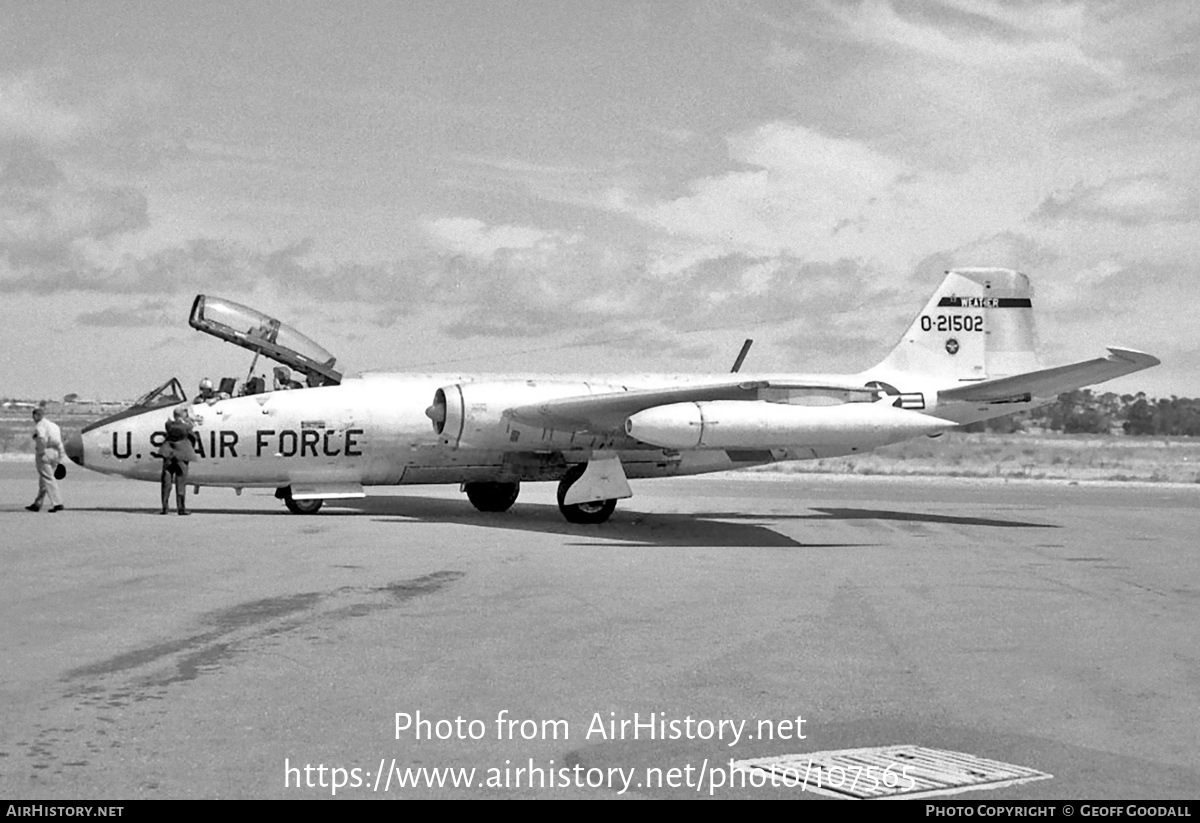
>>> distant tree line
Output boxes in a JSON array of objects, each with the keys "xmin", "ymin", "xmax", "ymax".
[{"xmin": 963, "ymin": 391, "xmax": 1200, "ymax": 436}]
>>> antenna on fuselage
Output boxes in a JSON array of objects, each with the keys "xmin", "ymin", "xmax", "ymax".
[{"xmin": 730, "ymin": 339, "xmax": 753, "ymax": 373}]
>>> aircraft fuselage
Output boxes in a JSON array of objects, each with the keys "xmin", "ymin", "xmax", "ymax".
[{"xmin": 76, "ymin": 371, "xmax": 992, "ymax": 491}]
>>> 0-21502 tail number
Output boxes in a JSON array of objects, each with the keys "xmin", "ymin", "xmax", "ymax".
[{"xmin": 921, "ymin": 315, "xmax": 982, "ymax": 332}]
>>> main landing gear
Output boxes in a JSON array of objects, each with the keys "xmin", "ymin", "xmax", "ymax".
[
  {"xmin": 462, "ymin": 470, "xmax": 620, "ymax": 524},
  {"xmin": 556, "ymin": 465, "xmax": 618, "ymax": 524},
  {"xmin": 276, "ymin": 485, "xmax": 324, "ymax": 514},
  {"xmin": 464, "ymin": 480, "xmax": 521, "ymax": 513}
]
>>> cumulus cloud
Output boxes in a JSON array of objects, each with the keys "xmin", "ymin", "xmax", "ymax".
[
  {"xmin": 425, "ymin": 244, "xmax": 899, "ymax": 375},
  {"xmin": 423, "ymin": 216, "xmax": 554, "ymax": 261},
  {"xmin": 623, "ymin": 123, "xmax": 907, "ymax": 258},
  {"xmin": 76, "ymin": 301, "xmax": 174, "ymax": 327},
  {"xmin": 1034, "ymin": 175, "xmax": 1199, "ymax": 226},
  {"xmin": 0, "ymin": 143, "xmax": 149, "ymax": 267},
  {"xmin": 819, "ymin": 0, "xmax": 1118, "ymax": 80},
  {"xmin": 602, "ymin": 121, "xmax": 1027, "ymax": 274},
  {"xmin": 1, "ymin": 211, "xmax": 891, "ymax": 362},
  {"xmin": 756, "ymin": 1, "xmax": 1187, "ymax": 178},
  {"xmin": 0, "ymin": 74, "xmax": 84, "ymax": 146},
  {"xmin": 0, "ymin": 70, "xmax": 174, "ymax": 168},
  {"xmin": 909, "ymin": 232, "xmax": 1060, "ymax": 285},
  {"xmin": 0, "ymin": 72, "xmax": 161, "ymax": 269},
  {"xmin": 0, "ymin": 141, "xmax": 64, "ymax": 188}
]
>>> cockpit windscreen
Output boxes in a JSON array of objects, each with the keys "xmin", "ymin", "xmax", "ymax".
[{"xmin": 130, "ymin": 378, "xmax": 187, "ymax": 410}]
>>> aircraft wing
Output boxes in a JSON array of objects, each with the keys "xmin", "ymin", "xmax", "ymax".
[
  {"xmin": 938, "ymin": 348, "xmax": 1160, "ymax": 403},
  {"xmin": 503, "ymin": 379, "xmax": 872, "ymax": 433}
]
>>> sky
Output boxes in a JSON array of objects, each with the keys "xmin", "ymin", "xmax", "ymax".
[{"xmin": 1, "ymin": 0, "xmax": 1197, "ymax": 402}]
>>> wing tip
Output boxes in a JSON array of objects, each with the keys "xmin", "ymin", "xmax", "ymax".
[{"xmin": 1105, "ymin": 347, "xmax": 1161, "ymax": 369}]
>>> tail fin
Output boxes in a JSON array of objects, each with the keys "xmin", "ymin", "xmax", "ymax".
[{"xmin": 871, "ymin": 268, "xmax": 1040, "ymax": 382}]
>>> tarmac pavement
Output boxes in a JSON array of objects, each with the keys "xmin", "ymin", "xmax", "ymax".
[{"xmin": 1, "ymin": 463, "xmax": 1197, "ymax": 799}]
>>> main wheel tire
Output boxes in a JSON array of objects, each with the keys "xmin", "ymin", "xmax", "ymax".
[
  {"xmin": 556, "ymin": 465, "xmax": 617, "ymax": 524},
  {"xmin": 465, "ymin": 480, "xmax": 520, "ymax": 512},
  {"xmin": 278, "ymin": 486, "xmax": 324, "ymax": 514}
]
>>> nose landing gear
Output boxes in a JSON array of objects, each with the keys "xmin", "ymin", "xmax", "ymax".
[{"xmin": 276, "ymin": 485, "xmax": 324, "ymax": 514}]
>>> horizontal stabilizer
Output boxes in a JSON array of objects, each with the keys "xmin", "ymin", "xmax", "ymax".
[
  {"xmin": 938, "ymin": 348, "xmax": 1160, "ymax": 403},
  {"xmin": 504, "ymin": 379, "xmax": 872, "ymax": 433}
]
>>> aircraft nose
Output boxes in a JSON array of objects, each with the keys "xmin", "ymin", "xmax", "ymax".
[{"xmin": 65, "ymin": 430, "xmax": 84, "ymax": 467}]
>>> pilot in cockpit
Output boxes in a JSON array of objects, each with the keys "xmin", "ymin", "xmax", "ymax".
[
  {"xmin": 194, "ymin": 378, "xmax": 217, "ymax": 404},
  {"xmin": 194, "ymin": 377, "xmax": 231, "ymax": 404},
  {"xmin": 273, "ymin": 366, "xmax": 303, "ymax": 391}
]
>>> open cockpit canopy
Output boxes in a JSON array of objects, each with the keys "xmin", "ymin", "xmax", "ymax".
[{"xmin": 189, "ymin": 295, "xmax": 341, "ymax": 386}]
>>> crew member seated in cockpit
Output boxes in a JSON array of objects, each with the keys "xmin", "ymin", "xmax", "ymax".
[
  {"xmin": 194, "ymin": 378, "xmax": 217, "ymax": 404},
  {"xmin": 273, "ymin": 366, "xmax": 303, "ymax": 391},
  {"xmin": 194, "ymin": 377, "xmax": 230, "ymax": 404}
]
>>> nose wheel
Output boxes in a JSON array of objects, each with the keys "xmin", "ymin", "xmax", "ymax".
[
  {"xmin": 556, "ymin": 465, "xmax": 617, "ymax": 524},
  {"xmin": 276, "ymin": 486, "xmax": 324, "ymax": 514}
]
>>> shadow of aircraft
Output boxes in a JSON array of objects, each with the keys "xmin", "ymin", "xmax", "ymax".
[
  {"xmin": 809, "ymin": 507, "xmax": 1056, "ymax": 528},
  {"xmin": 346, "ymin": 497, "xmax": 847, "ymax": 548},
  {"xmin": 681, "ymin": 507, "xmax": 1057, "ymax": 529},
  {"xmin": 54, "ymin": 497, "xmax": 1053, "ymax": 550},
  {"xmin": 55, "ymin": 498, "xmax": 826, "ymax": 548}
]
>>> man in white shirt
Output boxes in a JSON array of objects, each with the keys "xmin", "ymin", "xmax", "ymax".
[{"xmin": 27, "ymin": 407, "xmax": 65, "ymax": 513}]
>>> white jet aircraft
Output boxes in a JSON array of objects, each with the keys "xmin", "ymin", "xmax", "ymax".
[{"xmin": 65, "ymin": 268, "xmax": 1158, "ymax": 523}]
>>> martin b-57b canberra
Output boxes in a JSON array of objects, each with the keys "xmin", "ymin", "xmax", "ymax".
[{"xmin": 65, "ymin": 268, "xmax": 1158, "ymax": 523}]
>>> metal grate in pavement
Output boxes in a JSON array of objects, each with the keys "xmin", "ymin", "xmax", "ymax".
[{"xmin": 733, "ymin": 744, "xmax": 1052, "ymax": 799}]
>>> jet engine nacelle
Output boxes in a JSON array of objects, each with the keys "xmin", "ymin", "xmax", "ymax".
[
  {"xmin": 427, "ymin": 380, "xmax": 623, "ymax": 450},
  {"xmin": 625, "ymin": 400, "xmax": 956, "ymax": 450}
]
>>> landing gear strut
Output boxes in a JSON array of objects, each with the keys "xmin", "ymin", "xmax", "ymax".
[
  {"xmin": 276, "ymin": 485, "xmax": 323, "ymax": 514},
  {"xmin": 556, "ymin": 465, "xmax": 617, "ymax": 524},
  {"xmin": 464, "ymin": 480, "xmax": 520, "ymax": 512}
]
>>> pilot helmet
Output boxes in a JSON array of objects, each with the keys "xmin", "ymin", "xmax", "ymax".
[{"xmin": 200, "ymin": 377, "xmax": 213, "ymax": 392}]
